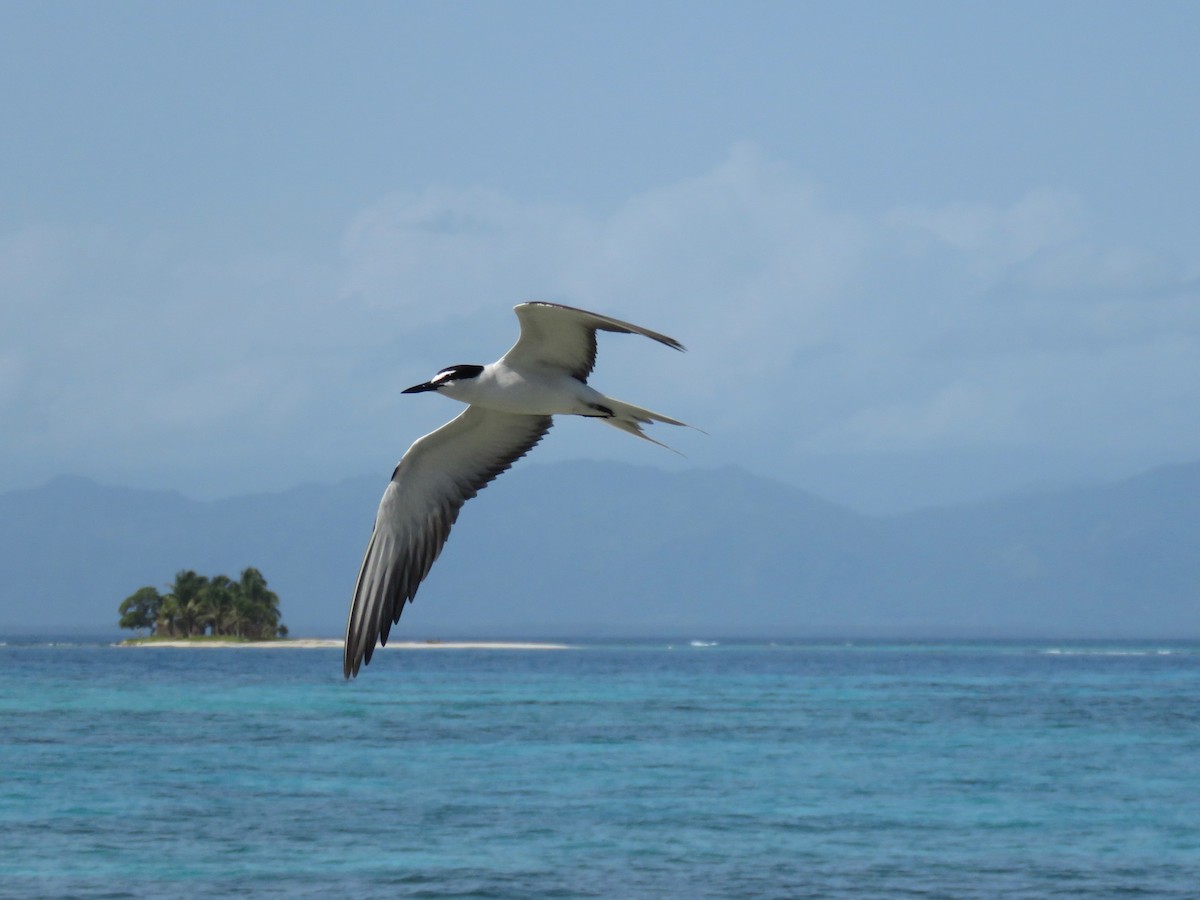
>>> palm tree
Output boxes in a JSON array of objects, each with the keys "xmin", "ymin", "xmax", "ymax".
[
  {"xmin": 238, "ymin": 568, "xmax": 283, "ymax": 639},
  {"xmin": 156, "ymin": 596, "xmax": 181, "ymax": 637},
  {"xmin": 119, "ymin": 568, "xmax": 287, "ymax": 639},
  {"xmin": 200, "ymin": 575, "xmax": 235, "ymax": 636},
  {"xmin": 175, "ymin": 598, "xmax": 202, "ymax": 637},
  {"xmin": 168, "ymin": 570, "xmax": 210, "ymax": 637},
  {"xmin": 219, "ymin": 594, "xmax": 252, "ymax": 638}
]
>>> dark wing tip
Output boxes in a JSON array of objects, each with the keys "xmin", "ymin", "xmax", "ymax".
[
  {"xmin": 343, "ymin": 627, "xmax": 371, "ymax": 679},
  {"xmin": 662, "ymin": 336, "xmax": 686, "ymax": 353},
  {"xmin": 344, "ymin": 571, "xmax": 402, "ymax": 679},
  {"xmin": 343, "ymin": 613, "xmax": 385, "ymax": 680},
  {"xmin": 343, "ymin": 646, "xmax": 360, "ymax": 679}
]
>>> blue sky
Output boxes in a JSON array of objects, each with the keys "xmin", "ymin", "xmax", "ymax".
[{"xmin": 2, "ymin": 1, "xmax": 1198, "ymax": 512}]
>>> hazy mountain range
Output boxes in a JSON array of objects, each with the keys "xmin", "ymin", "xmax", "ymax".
[{"xmin": 2, "ymin": 460, "xmax": 1197, "ymax": 639}]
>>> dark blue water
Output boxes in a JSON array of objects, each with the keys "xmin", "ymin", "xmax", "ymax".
[{"xmin": 2, "ymin": 639, "xmax": 1199, "ymax": 897}]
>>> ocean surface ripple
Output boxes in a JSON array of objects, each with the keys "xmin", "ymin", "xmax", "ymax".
[{"xmin": 2, "ymin": 639, "xmax": 1199, "ymax": 898}]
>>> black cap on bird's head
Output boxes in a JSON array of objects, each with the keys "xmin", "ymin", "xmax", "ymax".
[{"xmin": 403, "ymin": 364, "xmax": 484, "ymax": 394}]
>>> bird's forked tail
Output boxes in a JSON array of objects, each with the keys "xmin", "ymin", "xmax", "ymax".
[{"xmin": 595, "ymin": 396, "xmax": 692, "ymax": 453}]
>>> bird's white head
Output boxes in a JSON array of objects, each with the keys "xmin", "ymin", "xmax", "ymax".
[{"xmin": 402, "ymin": 364, "xmax": 484, "ymax": 396}]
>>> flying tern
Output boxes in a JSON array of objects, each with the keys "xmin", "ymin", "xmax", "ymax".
[{"xmin": 344, "ymin": 301, "xmax": 690, "ymax": 677}]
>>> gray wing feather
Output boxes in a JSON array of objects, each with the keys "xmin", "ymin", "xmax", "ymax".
[
  {"xmin": 503, "ymin": 301, "xmax": 685, "ymax": 382},
  {"xmin": 344, "ymin": 406, "xmax": 553, "ymax": 677}
]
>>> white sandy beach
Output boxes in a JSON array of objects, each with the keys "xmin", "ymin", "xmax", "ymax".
[{"xmin": 121, "ymin": 638, "xmax": 573, "ymax": 650}]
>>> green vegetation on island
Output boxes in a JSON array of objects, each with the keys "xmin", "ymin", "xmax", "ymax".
[{"xmin": 118, "ymin": 568, "xmax": 288, "ymax": 640}]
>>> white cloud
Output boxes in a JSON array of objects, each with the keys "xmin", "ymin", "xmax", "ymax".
[
  {"xmin": 338, "ymin": 142, "xmax": 869, "ymax": 401},
  {"xmin": 3, "ymin": 144, "xmax": 1198, "ymax": 506},
  {"xmin": 339, "ymin": 186, "xmax": 591, "ymax": 327},
  {"xmin": 331, "ymin": 150, "xmax": 1200, "ymax": 503},
  {"xmin": 806, "ymin": 382, "xmax": 1025, "ymax": 455},
  {"xmin": 886, "ymin": 188, "xmax": 1084, "ymax": 274}
]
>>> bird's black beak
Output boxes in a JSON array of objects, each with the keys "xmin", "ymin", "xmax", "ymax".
[{"xmin": 402, "ymin": 381, "xmax": 437, "ymax": 394}]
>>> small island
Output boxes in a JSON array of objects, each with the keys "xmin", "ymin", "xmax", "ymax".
[
  {"xmin": 118, "ymin": 568, "xmax": 288, "ymax": 643},
  {"xmin": 118, "ymin": 571, "xmax": 573, "ymax": 650}
]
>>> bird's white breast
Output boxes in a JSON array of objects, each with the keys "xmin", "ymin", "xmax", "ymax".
[{"xmin": 439, "ymin": 362, "xmax": 603, "ymax": 416}]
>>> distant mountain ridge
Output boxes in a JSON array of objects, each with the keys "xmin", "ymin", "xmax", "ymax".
[{"xmin": 1, "ymin": 461, "xmax": 1197, "ymax": 638}]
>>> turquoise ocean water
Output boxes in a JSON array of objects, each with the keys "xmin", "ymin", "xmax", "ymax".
[{"xmin": 2, "ymin": 638, "xmax": 1199, "ymax": 898}]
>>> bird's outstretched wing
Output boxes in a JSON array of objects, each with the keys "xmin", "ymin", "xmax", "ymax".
[
  {"xmin": 344, "ymin": 406, "xmax": 553, "ymax": 677},
  {"xmin": 502, "ymin": 301, "xmax": 685, "ymax": 382}
]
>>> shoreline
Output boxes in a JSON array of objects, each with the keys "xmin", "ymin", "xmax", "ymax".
[{"xmin": 119, "ymin": 638, "xmax": 573, "ymax": 650}]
